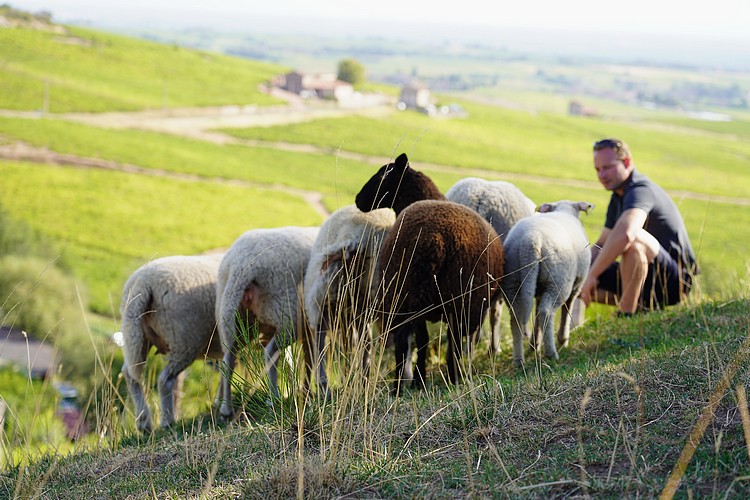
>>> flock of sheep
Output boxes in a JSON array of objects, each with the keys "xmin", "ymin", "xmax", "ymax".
[{"xmin": 119, "ymin": 153, "xmax": 593, "ymax": 433}]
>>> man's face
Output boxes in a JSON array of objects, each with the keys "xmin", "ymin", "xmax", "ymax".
[{"xmin": 594, "ymin": 147, "xmax": 632, "ymax": 192}]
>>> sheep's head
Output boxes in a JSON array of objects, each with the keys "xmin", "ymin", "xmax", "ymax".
[
  {"xmin": 537, "ymin": 200, "xmax": 594, "ymax": 218},
  {"xmin": 355, "ymin": 153, "xmax": 444, "ymax": 215}
]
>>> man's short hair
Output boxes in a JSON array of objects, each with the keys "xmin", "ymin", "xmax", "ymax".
[{"xmin": 593, "ymin": 138, "xmax": 631, "ymax": 161}]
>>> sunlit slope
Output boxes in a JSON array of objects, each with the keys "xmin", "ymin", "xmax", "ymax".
[
  {"xmin": 219, "ymin": 100, "xmax": 750, "ymax": 200},
  {"xmin": 0, "ymin": 24, "xmax": 286, "ymax": 112},
  {"xmin": 0, "ymin": 158, "xmax": 324, "ymax": 313}
]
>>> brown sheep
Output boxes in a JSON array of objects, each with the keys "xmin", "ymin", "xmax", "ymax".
[{"xmin": 356, "ymin": 153, "xmax": 504, "ymax": 390}]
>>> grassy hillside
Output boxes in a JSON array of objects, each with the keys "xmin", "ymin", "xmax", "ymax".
[
  {"xmin": 0, "ymin": 22, "xmax": 286, "ymax": 112},
  {"xmin": 2, "ymin": 299, "xmax": 750, "ymax": 497}
]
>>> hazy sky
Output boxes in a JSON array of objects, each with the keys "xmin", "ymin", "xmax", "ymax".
[{"xmin": 15, "ymin": 0, "xmax": 750, "ymax": 42}]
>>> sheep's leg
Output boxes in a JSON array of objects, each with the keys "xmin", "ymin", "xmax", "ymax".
[
  {"xmin": 122, "ymin": 362, "xmax": 152, "ymax": 433},
  {"xmin": 314, "ymin": 329, "xmax": 329, "ymax": 393},
  {"xmin": 299, "ymin": 318, "xmax": 316, "ymax": 394},
  {"xmin": 508, "ymin": 297, "xmax": 533, "ymax": 368},
  {"xmin": 489, "ymin": 298, "xmax": 503, "ymax": 356},
  {"xmin": 360, "ymin": 323, "xmax": 373, "ymax": 377},
  {"xmin": 300, "ymin": 318, "xmax": 327, "ymax": 395},
  {"xmin": 558, "ymin": 294, "xmax": 576, "ymax": 348},
  {"xmin": 158, "ymin": 356, "xmax": 192, "ymax": 429},
  {"xmin": 445, "ymin": 329, "xmax": 460, "ymax": 384},
  {"xmin": 263, "ymin": 336, "xmax": 281, "ymax": 401},
  {"xmin": 218, "ymin": 347, "xmax": 237, "ymax": 420},
  {"xmin": 570, "ymin": 297, "xmax": 586, "ymax": 329},
  {"xmin": 393, "ymin": 324, "xmax": 413, "ymax": 393},
  {"xmin": 536, "ymin": 294, "xmax": 559, "ymax": 361},
  {"xmin": 172, "ymin": 371, "xmax": 186, "ymax": 420},
  {"xmin": 412, "ymin": 322, "xmax": 429, "ymax": 389}
]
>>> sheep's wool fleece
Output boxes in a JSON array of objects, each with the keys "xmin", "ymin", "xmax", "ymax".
[
  {"xmin": 378, "ymin": 200, "xmax": 504, "ymax": 324},
  {"xmin": 503, "ymin": 206, "xmax": 590, "ymax": 298},
  {"xmin": 304, "ymin": 205, "xmax": 395, "ymax": 327},
  {"xmin": 121, "ymin": 253, "xmax": 224, "ymax": 358},
  {"xmin": 446, "ymin": 178, "xmax": 535, "ymax": 241},
  {"xmin": 311, "ymin": 205, "xmax": 395, "ymax": 256},
  {"xmin": 218, "ymin": 226, "xmax": 320, "ymax": 331}
]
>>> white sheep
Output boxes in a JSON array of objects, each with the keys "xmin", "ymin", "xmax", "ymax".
[
  {"xmin": 303, "ymin": 204, "xmax": 395, "ymax": 391},
  {"xmin": 446, "ymin": 177, "xmax": 536, "ymax": 354},
  {"xmin": 215, "ymin": 226, "xmax": 319, "ymax": 419},
  {"xmin": 501, "ymin": 200, "xmax": 593, "ymax": 367},
  {"xmin": 120, "ymin": 254, "xmax": 224, "ymax": 433}
]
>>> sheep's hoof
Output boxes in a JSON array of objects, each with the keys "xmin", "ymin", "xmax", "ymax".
[
  {"xmin": 136, "ymin": 416, "xmax": 153, "ymax": 434},
  {"xmin": 219, "ymin": 403, "xmax": 234, "ymax": 422}
]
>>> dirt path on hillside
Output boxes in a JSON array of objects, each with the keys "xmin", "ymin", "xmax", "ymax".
[
  {"xmin": 4, "ymin": 138, "xmax": 748, "ymax": 209},
  {"xmin": 0, "ymin": 141, "xmax": 331, "ymax": 218},
  {"xmin": 2, "ymin": 96, "xmax": 749, "ymax": 208}
]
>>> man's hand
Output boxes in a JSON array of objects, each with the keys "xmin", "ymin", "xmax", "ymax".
[{"xmin": 579, "ymin": 274, "xmax": 598, "ymax": 306}]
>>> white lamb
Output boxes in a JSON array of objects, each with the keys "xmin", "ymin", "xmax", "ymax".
[
  {"xmin": 120, "ymin": 254, "xmax": 224, "ymax": 433},
  {"xmin": 215, "ymin": 226, "xmax": 319, "ymax": 419},
  {"xmin": 501, "ymin": 200, "xmax": 593, "ymax": 367},
  {"xmin": 446, "ymin": 177, "xmax": 536, "ymax": 353},
  {"xmin": 303, "ymin": 204, "xmax": 395, "ymax": 391}
]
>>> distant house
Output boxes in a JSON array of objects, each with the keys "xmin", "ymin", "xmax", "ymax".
[
  {"xmin": 569, "ymin": 100, "xmax": 598, "ymax": 117},
  {"xmin": 283, "ymin": 71, "xmax": 354, "ymax": 101},
  {"xmin": 400, "ymin": 82, "xmax": 431, "ymax": 110},
  {"xmin": 0, "ymin": 326, "xmax": 57, "ymax": 379}
]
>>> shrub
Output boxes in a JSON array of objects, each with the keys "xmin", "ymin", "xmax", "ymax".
[
  {"xmin": 0, "ymin": 204, "xmax": 58, "ymax": 263},
  {"xmin": 0, "ymin": 255, "xmax": 83, "ymax": 343}
]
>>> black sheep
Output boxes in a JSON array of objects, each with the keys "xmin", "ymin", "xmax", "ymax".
[{"xmin": 356, "ymin": 153, "xmax": 504, "ymax": 389}]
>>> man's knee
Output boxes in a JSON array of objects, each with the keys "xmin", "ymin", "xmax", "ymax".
[
  {"xmin": 622, "ymin": 240, "xmax": 650, "ymax": 268},
  {"xmin": 634, "ymin": 229, "xmax": 661, "ymax": 261}
]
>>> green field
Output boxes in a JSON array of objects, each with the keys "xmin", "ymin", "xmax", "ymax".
[
  {"xmin": 0, "ymin": 25, "xmax": 286, "ymax": 112},
  {"xmin": 218, "ymin": 100, "xmax": 750, "ymax": 200},
  {"xmin": 0, "ymin": 159, "xmax": 323, "ymax": 312},
  {"xmin": 0, "ymin": 116, "xmax": 373, "ymax": 204}
]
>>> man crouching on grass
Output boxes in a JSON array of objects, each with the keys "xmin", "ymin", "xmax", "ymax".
[{"xmin": 578, "ymin": 138, "xmax": 699, "ymax": 317}]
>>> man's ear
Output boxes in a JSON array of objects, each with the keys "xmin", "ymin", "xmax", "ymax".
[{"xmin": 623, "ymin": 156, "xmax": 631, "ymax": 168}]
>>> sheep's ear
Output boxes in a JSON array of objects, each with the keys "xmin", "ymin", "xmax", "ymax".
[
  {"xmin": 577, "ymin": 202, "xmax": 594, "ymax": 214},
  {"xmin": 394, "ymin": 153, "xmax": 409, "ymax": 172},
  {"xmin": 537, "ymin": 203, "xmax": 554, "ymax": 213}
]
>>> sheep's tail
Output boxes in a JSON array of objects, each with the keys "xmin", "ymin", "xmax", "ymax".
[
  {"xmin": 120, "ymin": 278, "xmax": 152, "ymax": 382},
  {"xmin": 217, "ymin": 268, "xmax": 250, "ymax": 351},
  {"xmin": 518, "ymin": 259, "xmax": 540, "ymax": 305},
  {"xmin": 507, "ymin": 245, "xmax": 542, "ymax": 328}
]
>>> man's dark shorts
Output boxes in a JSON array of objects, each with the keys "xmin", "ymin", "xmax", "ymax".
[{"xmin": 597, "ymin": 247, "xmax": 693, "ymax": 310}]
